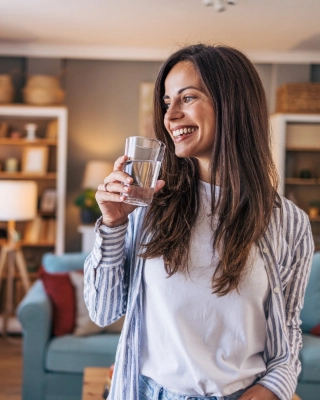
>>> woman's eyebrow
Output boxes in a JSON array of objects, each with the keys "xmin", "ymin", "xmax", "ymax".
[{"xmin": 162, "ymin": 85, "xmax": 200, "ymax": 100}]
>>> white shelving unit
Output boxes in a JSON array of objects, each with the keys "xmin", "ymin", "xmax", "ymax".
[
  {"xmin": 270, "ymin": 113, "xmax": 320, "ymax": 250},
  {"xmin": 0, "ymin": 105, "xmax": 68, "ymax": 255}
]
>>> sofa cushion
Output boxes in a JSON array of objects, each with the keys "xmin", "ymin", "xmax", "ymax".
[
  {"xmin": 45, "ymin": 333, "xmax": 120, "ymax": 373},
  {"xmin": 40, "ymin": 268, "xmax": 75, "ymax": 336},
  {"xmin": 69, "ymin": 271, "xmax": 125, "ymax": 336},
  {"xmin": 40, "ymin": 251, "xmax": 124, "ymax": 337},
  {"xmin": 300, "ymin": 252, "xmax": 320, "ymax": 334},
  {"xmin": 42, "ymin": 252, "xmax": 89, "ymax": 273},
  {"xmin": 299, "ymin": 333, "xmax": 320, "ymax": 382}
]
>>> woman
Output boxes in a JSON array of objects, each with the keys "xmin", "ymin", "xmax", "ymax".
[{"xmin": 84, "ymin": 44, "xmax": 314, "ymax": 400}]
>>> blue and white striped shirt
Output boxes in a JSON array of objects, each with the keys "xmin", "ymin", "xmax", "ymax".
[{"xmin": 84, "ymin": 195, "xmax": 314, "ymax": 400}]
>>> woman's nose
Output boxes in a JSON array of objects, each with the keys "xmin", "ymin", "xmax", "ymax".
[{"xmin": 164, "ymin": 101, "xmax": 184, "ymax": 121}]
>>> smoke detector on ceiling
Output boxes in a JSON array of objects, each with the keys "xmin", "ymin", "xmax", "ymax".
[{"xmin": 203, "ymin": 0, "xmax": 238, "ymax": 12}]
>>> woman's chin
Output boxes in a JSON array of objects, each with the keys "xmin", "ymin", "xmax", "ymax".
[
  {"xmin": 174, "ymin": 144, "xmax": 191, "ymax": 158},
  {"xmin": 175, "ymin": 150, "xmax": 190, "ymax": 159}
]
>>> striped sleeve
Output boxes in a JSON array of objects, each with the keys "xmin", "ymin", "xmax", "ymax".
[
  {"xmin": 259, "ymin": 206, "xmax": 314, "ymax": 400},
  {"xmin": 83, "ymin": 218, "xmax": 129, "ymax": 327}
]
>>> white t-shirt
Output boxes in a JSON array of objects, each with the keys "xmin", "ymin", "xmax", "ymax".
[{"xmin": 140, "ymin": 181, "xmax": 270, "ymax": 396}]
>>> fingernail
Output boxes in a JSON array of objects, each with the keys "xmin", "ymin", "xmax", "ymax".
[{"xmin": 126, "ymin": 177, "xmax": 132, "ymax": 183}]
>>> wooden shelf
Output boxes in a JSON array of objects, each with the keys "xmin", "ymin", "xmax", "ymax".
[
  {"xmin": 0, "ymin": 240, "xmax": 55, "ymax": 248},
  {"xmin": 38, "ymin": 211, "xmax": 56, "ymax": 217},
  {"xmin": 286, "ymin": 147, "xmax": 320, "ymax": 152},
  {"xmin": 20, "ymin": 241, "xmax": 55, "ymax": 247},
  {"xmin": 0, "ymin": 172, "xmax": 56, "ymax": 180},
  {"xmin": 0, "ymin": 138, "xmax": 57, "ymax": 146},
  {"xmin": 285, "ymin": 178, "xmax": 320, "ymax": 185}
]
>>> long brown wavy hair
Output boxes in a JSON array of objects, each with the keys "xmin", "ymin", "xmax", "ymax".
[{"xmin": 141, "ymin": 44, "xmax": 279, "ymax": 296}]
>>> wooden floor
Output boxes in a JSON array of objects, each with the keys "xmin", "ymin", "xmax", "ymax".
[{"xmin": 0, "ymin": 335, "xmax": 22, "ymax": 400}]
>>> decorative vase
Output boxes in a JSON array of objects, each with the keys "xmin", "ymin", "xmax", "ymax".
[
  {"xmin": 0, "ymin": 74, "xmax": 14, "ymax": 104},
  {"xmin": 25, "ymin": 123, "xmax": 38, "ymax": 140},
  {"xmin": 80, "ymin": 209, "xmax": 97, "ymax": 224}
]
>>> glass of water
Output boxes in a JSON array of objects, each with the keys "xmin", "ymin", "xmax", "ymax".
[{"xmin": 122, "ymin": 136, "xmax": 166, "ymax": 207}]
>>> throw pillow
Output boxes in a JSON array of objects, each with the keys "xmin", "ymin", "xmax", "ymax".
[
  {"xmin": 69, "ymin": 271, "xmax": 124, "ymax": 336},
  {"xmin": 40, "ymin": 267, "xmax": 76, "ymax": 336},
  {"xmin": 311, "ymin": 324, "xmax": 320, "ymax": 336}
]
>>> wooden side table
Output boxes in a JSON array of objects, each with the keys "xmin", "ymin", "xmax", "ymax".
[{"xmin": 82, "ymin": 367, "xmax": 110, "ymax": 400}]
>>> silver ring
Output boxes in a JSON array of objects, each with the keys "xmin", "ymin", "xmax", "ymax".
[{"xmin": 104, "ymin": 182, "xmax": 111, "ymax": 192}]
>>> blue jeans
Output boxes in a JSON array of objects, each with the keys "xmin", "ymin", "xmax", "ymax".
[{"xmin": 138, "ymin": 375, "xmax": 248, "ymax": 400}]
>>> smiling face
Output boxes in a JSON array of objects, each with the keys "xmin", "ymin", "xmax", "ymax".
[{"xmin": 163, "ymin": 61, "xmax": 216, "ymax": 180}]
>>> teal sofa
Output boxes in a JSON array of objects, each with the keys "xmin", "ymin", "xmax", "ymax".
[
  {"xmin": 17, "ymin": 252, "xmax": 120, "ymax": 400},
  {"xmin": 296, "ymin": 251, "xmax": 320, "ymax": 400}
]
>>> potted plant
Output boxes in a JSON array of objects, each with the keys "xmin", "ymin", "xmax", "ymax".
[
  {"xmin": 308, "ymin": 199, "xmax": 320, "ymax": 219},
  {"xmin": 75, "ymin": 188, "xmax": 101, "ymax": 224}
]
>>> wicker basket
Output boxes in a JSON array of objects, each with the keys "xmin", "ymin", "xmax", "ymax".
[
  {"xmin": 22, "ymin": 75, "xmax": 65, "ymax": 105},
  {"xmin": 0, "ymin": 74, "xmax": 14, "ymax": 104},
  {"xmin": 276, "ymin": 83, "xmax": 320, "ymax": 113}
]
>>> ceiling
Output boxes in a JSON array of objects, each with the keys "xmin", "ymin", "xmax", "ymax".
[{"xmin": 1, "ymin": 0, "xmax": 320, "ymax": 63}]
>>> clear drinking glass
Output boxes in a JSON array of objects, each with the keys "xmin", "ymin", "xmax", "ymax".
[{"xmin": 122, "ymin": 136, "xmax": 166, "ymax": 207}]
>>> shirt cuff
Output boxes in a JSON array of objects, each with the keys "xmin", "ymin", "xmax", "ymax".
[{"xmin": 91, "ymin": 216, "xmax": 128, "ymax": 268}]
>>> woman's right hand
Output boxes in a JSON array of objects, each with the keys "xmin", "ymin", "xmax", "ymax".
[
  {"xmin": 96, "ymin": 155, "xmax": 136, "ymax": 227},
  {"xmin": 96, "ymin": 155, "xmax": 165, "ymax": 228}
]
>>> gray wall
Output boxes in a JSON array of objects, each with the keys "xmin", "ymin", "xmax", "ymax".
[
  {"xmin": 311, "ymin": 65, "xmax": 320, "ymax": 82},
  {"xmin": 63, "ymin": 59, "xmax": 162, "ymax": 250}
]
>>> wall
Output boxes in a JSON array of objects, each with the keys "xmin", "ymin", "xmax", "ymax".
[
  {"xmin": 63, "ymin": 59, "xmax": 162, "ymax": 250},
  {"xmin": 0, "ymin": 56, "xmax": 319, "ymax": 251}
]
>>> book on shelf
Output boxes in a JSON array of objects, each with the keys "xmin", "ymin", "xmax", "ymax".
[
  {"xmin": 24, "ymin": 217, "xmax": 56, "ymax": 244},
  {"xmin": 24, "ymin": 216, "xmax": 42, "ymax": 243}
]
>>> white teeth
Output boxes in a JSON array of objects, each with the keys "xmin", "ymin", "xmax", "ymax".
[{"xmin": 172, "ymin": 127, "xmax": 196, "ymax": 137}]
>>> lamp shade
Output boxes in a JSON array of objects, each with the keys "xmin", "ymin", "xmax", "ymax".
[
  {"xmin": 0, "ymin": 180, "xmax": 37, "ymax": 221},
  {"xmin": 82, "ymin": 161, "xmax": 114, "ymax": 189}
]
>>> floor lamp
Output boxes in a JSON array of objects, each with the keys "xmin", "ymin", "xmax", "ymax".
[{"xmin": 0, "ymin": 180, "xmax": 37, "ymax": 337}]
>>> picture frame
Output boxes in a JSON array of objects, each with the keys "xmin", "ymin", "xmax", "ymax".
[
  {"xmin": 40, "ymin": 189, "xmax": 57, "ymax": 213},
  {"xmin": 139, "ymin": 82, "xmax": 155, "ymax": 138},
  {"xmin": 21, "ymin": 146, "xmax": 48, "ymax": 175}
]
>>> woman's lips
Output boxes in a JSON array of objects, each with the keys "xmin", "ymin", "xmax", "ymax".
[{"xmin": 172, "ymin": 127, "xmax": 197, "ymax": 140}]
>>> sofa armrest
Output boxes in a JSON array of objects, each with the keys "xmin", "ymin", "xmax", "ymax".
[
  {"xmin": 17, "ymin": 280, "xmax": 52, "ymax": 400},
  {"xmin": 17, "ymin": 279, "xmax": 52, "ymax": 338}
]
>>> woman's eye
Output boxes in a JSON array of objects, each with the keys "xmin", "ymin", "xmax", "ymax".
[
  {"xmin": 163, "ymin": 102, "xmax": 170, "ymax": 110},
  {"xmin": 184, "ymin": 96, "xmax": 195, "ymax": 103}
]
